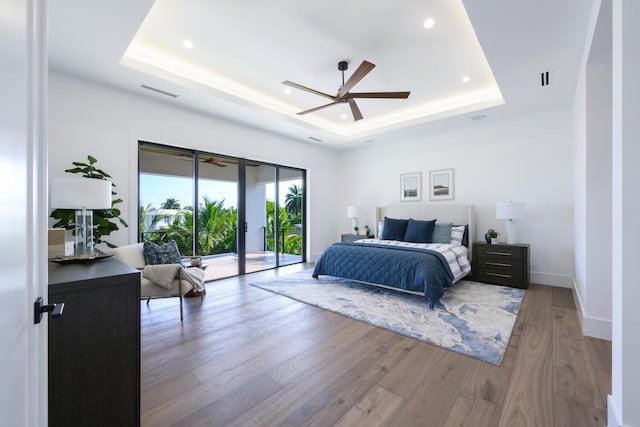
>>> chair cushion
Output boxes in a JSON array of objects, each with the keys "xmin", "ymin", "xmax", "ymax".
[
  {"xmin": 143, "ymin": 240, "xmax": 182, "ymax": 265},
  {"xmin": 109, "ymin": 242, "xmax": 145, "ymax": 269},
  {"xmin": 140, "ymin": 276, "xmax": 194, "ymax": 297}
]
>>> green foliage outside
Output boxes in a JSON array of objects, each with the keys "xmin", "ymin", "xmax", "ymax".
[{"xmin": 142, "ymin": 184, "xmax": 302, "ymax": 257}]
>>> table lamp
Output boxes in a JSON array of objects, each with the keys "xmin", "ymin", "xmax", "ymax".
[
  {"xmin": 496, "ymin": 201, "xmax": 526, "ymax": 244},
  {"xmin": 347, "ymin": 205, "xmax": 360, "ymax": 235},
  {"xmin": 50, "ymin": 177, "xmax": 113, "ymax": 252}
]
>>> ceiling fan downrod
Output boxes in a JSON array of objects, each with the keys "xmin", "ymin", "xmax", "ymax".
[{"xmin": 338, "ymin": 61, "xmax": 348, "ymax": 89}]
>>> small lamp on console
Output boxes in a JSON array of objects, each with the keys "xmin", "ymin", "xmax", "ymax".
[
  {"xmin": 496, "ymin": 201, "xmax": 526, "ymax": 244},
  {"xmin": 50, "ymin": 177, "xmax": 113, "ymax": 252},
  {"xmin": 347, "ymin": 205, "xmax": 360, "ymax": 235}
]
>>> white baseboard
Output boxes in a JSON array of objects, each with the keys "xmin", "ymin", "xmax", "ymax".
[
  {"xmin": 608, "ymin": 395, "xmax": 622, "ymax": 427},
  {"xmin": 530, "ymin": 271, "xmax": 573, "ymax": 288},
  {"xmin": 571, "ymin": 277, "xmax": 612, "ymax": 341}
]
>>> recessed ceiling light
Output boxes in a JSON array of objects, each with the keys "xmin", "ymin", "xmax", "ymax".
[
  {"xmin": 182, "ymin": 40, "xmax": 193, "ymax": 49},
  {"xmin": 423, "ymin": 18, "xmax": 435, "ymax": 29},
  {"xmin": 284, "ymin": 88, "xmax": 291, "ymax": 94},
  {"xmin": 461, "ymin": 76, "xmax": 471, "ymax": 83},
  {"xmin": 471, "ymin": 114, "xmax": 487, "ymax": 120},
  {"xmin": 341, "ymin": 114, "xmax": 348, "ymax": 120}
]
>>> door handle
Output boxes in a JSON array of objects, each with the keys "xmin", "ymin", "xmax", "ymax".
[{"xmin": 34, "ymin": 296, "xmax": 64, "ymax": 324}]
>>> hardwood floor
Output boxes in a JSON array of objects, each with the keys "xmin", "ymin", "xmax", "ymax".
[{"xmin": 140, "ymin": 264, "xmax": 611, "ymax": 426}]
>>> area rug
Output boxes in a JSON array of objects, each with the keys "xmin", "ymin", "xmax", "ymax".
[{"xmin": 250, "ymin": 271, "xmax": 525, "ymax": 365}]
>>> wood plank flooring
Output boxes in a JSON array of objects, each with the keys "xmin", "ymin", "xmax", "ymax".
[{"xmin": 140, "ymin": 264, "xmax": 611, "ymax": 426}]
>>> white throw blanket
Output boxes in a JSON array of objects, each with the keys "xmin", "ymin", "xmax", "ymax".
[{"xmin": 142, "ymin": 264, "xmax": 205, "ymax": 291}]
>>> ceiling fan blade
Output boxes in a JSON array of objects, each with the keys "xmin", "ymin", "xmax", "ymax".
[
  {"xmin": 297, "ymin": 101, "xmax": 340, "ymax": 115},
  {"xmin": 336, "ymin": 60, "xmax": 376, "ymax": 99},
  {"xmin": 282, "ymin": 81, "xmax": 335, "ymax": 101},
  {"xmin": 348, "ymin": 99, "xmax": 363, "ymax": 121},
  {"xmin": 347, "ymin": 91, "xmax": 411, "ymax": 99}
]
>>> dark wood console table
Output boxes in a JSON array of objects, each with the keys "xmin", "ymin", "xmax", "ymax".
[{"xmin": 48, "ymin": 257, "xmax": 141, "ymax": 427}]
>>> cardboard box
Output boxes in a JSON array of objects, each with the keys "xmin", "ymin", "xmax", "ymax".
[
  {"xmin": 48, "ymin": 228, "xmax": 65, "ymax": 246},
  {"xmin": 48, "ymin": 228, "xmax": 66, "ymax": 257}
]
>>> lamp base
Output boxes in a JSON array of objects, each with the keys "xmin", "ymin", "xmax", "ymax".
[
  {"xmin": 74, "ymin": 209, "xmax": 95, "ymax": 252},
  {"xmin": 504, "ymin": 220, "xmax": 517, "ymax": 244}
]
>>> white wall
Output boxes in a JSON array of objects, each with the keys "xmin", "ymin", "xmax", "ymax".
[
  {"xmin": 48, "ymin": 72, "xmax": 340, "ymax": 260},
  {"xmin": 609, "ymin": 0, "xmax": 640, "ymax": 425},
  {"xmin": 585, "ymin": 60, "xmax": 613, "ymax": 339},
  {"xmin": 338, "ymin": 108, "xmax": 575, "ymax": 288},
  {"xmin": 573, "ymin": 0, "xmax": 613, "ymax": 342}
]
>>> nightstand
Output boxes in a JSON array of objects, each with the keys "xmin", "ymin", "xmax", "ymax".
[
  {"xmin": 473, "ymin": 242, "xmax": 530, "ymax": 289},
  {"xmin": 341, "ymin": 234, "xmax": 370, "ymax": 243}
]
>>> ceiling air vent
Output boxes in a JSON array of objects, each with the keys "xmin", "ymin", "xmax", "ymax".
[
  {"xmin": 140, "ymin": 84, "xmax": 178, "ymax": 98},
  {"xmin": 540, "ymin": 71, "xmax": 551, "ymax": 87},
  {"xmin": 307, "ymin": 136, "xmax": 322, "ymax": 142}
]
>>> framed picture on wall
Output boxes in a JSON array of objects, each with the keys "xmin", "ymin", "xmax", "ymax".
[
  {"xmin": 429, "ymin": 169, "xmax": 454, "ymax": 200},
  {"xmin": 400, "ymin": 172, "xmax": 421, "ymax": 202}
]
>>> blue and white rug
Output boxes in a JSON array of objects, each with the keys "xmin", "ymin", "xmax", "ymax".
[{"xmin": 250, "ymin": 271, "xmax": 525, "ymax": 365}]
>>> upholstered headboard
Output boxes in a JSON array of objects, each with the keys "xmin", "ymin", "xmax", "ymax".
[{"xmin": 376, "ymin": 204, "xmax": 476, "ymax": 260}]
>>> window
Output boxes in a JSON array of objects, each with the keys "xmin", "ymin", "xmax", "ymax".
[{"xmin": 138, "ymin": 142, "xmax": 306, "ymax": 279}]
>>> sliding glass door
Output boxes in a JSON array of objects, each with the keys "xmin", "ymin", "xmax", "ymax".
[
  {"xmin": 139, "ymin": 146, "xmax": 195, "ymax": 256},
  {"xmin": 196, "ymin": 153, "xmax": 239, "ymax": 277},
  {"xmin": 138, "ymin": 142, "xmax": 305, "ymax": 280},
  {"xmin": 277, "ymin": 167, "xmax": 304, "ymax": 267},
  {"xmin": 242, "ymin": 162, "xmax": 276, "ymax": 274}
]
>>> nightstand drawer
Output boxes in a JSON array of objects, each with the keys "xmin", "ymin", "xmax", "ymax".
[
  {"xmin": 476, "ymin": 264, "xmax": 526, "ymax": 287},
  {"xmin": 341, "ymin": 234, "xmax": 370, "ymax": 243},
  {"xmin": 474, "ymin": 244, "xmax": 526, "ymax": 260},
  {"xmin": 476, "ymin": 258, "xmax": 524, "ymax": 272}
]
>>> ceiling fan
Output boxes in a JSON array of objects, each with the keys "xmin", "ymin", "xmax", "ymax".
[
  {"xmin": 177, "ymin": 155, "xmax": 231, "ymax": 167},
  {"xmin": 282, "ymin": 60, "xmax": 410, "ymax": 121}
]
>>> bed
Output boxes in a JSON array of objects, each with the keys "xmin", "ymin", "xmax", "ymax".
[{"xmin": 312, "ymin": 204, "xmax": 475, "ymax": 308}]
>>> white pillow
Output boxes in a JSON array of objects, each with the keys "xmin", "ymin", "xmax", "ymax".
[
  {"xmin": 109, "ymin": 242, "xmax": 146, "ymax": 269},
  {"xmin": 450, "ymin": 226, "xmax": 465, "ymax": 246}
]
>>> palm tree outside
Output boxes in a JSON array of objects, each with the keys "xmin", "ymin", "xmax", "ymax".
[{"xmin": 284, "ymin": 184, "xmax": 302, "ymax": 224}]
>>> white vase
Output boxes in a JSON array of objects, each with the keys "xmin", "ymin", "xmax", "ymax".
[{"xmin": 491, "ymin": 237, "xmax": 499, "ymax": 245}]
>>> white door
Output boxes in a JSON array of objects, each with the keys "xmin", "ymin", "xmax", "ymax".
[{"xmin": 0, "ymin": 0, "xmax": 48, "ymax": 425}]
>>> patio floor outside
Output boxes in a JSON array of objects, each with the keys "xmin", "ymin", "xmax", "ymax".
[{"xmin": 199, "ymin": 251, "xmax": 302, "ymax": 282}]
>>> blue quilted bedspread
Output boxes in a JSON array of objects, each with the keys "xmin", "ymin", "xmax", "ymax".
[{"xmin": 312, "ymin": 242, "xmax": 454, "ymax": 308}]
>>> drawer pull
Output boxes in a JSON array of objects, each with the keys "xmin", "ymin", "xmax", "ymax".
[
  {"xmin": 486, "ymin": 262, "xmax": 512, "ymax": 267},
  {"xmin": 487, "ymin": 272, "xmax": 512, "ymax": 279},
  {"xmin": 485, "ymin": 251, "xmax": 512, "ymax": 257}
]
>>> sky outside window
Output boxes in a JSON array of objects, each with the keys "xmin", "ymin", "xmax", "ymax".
[{"xmin": 140, "ymin": 174, "xmax": 300, "ymax": 208}]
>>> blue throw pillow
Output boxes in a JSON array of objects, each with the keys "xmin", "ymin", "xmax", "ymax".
[
  {"xmin": 143, "ymin": 240, "xmax": 182, "ymax": 265},
  {"xmin": 380, "ymin": 217, "xmax": 409, "ymax": 241},
  {"xmin": 403, "ymin": 218, "xmax": 436, "ymax": 243},
  {"xmin": 453, "ymin": 224, "xmax": 469, "ymax": 247},
  {"xmin": 431, "ymin": 222, "xmax": 453, "ymax": 243}
]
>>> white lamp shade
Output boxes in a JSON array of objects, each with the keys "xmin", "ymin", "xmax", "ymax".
[
  {"xmin": 50, "ymin": 177, "xmax": 112, "ymax": 209},
  {"xmin": 347, "ymin": 205, "xmax": 359, "ymax": 218},
  {"xmin": 496, "ymin": 201, "xmax": 526, "ymax": 220}
]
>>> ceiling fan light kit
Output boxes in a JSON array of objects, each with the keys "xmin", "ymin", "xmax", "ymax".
[{"xmin": 283, "ymin": 60, "xmax": 410, "ymax": 121}]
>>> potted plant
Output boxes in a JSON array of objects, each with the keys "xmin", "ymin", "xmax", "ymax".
[
  {"xmin": 50, "ymin": 155, "xmax": 128, "ymax": 248},
  {"xmin": 484, "ymin": 228, "xmax": 499, "ymax": 244}
]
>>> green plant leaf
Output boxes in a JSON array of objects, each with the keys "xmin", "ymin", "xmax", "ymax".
[{"xmin": 50, "ymin": 156, "xmax": 128, "ymax": 248}]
